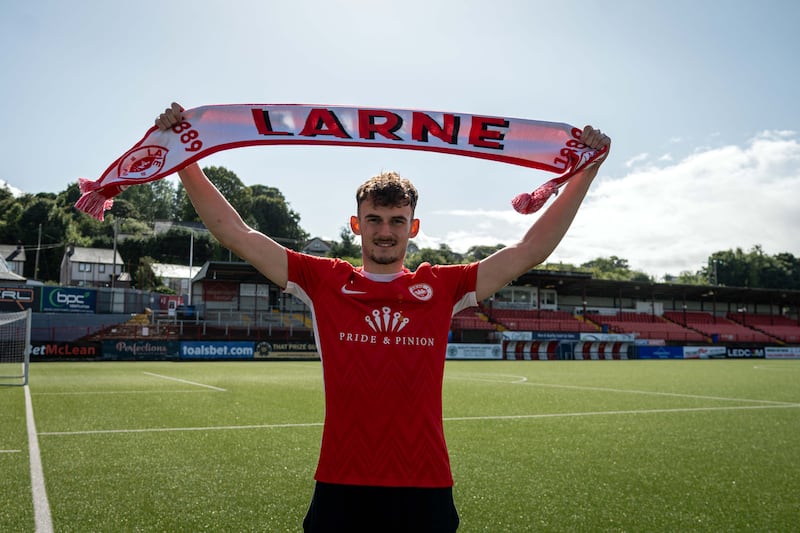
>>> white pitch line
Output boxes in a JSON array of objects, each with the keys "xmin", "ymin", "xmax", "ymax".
[
  {"xmin": 1, "ymin": 449, "xmax": 22, "ymax": 453},
  {"xmin": 39, "ymin": 421, "xmax": 324, "ymax": 437},
  {"xmin": 444, "ymin": 403, "xmax": 800, "ymax": 423},
  {"xmin": 37, "ymin": 402, "xmax": 800, "ymax": 438},
  {"xmin": 25, "ymin": 385, "xmax": 53, "ymax": 533},
  {"xmin": 451, "ymin": 373, "xmax": 529, "ymax": 384},
  {"xmin": 34, "ymin": 390, "xmax": 216, "ymax": 396},
  {"xmin": 753, "ymin": 364, "xmax": 800, "ymax": 371},
  {"xmin": 450, "ymin": 374, "xmax": 797, "ymax": 406},
  {"xmin": 142, "ymin": 372, "xmax": 227, "ymax": 392},
  {"xmin": 519, "ymin": 381, "xmax": 797, "ymax": 406}
]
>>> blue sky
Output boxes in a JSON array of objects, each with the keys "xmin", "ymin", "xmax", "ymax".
[{"xmin": 2, "ymin": 0, "xmax": 798, "ymax": 277}]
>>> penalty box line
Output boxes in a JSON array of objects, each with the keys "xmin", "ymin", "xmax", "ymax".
[
  {"xmin": 449, "ymin": 374, "xmax": 799, "ymax": 407},
  {"xmin": 37, "ymin": 402, "xmax": 799, "ymax": 438},
  {"xmin": 142, "ymin": 371, "xmax": 227, "ymax": 392}
]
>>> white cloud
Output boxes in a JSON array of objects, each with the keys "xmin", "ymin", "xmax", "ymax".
[
  {"xmin": 625, "ymin": 153, "xmax": 649, "ymax": 168},
  {"xmin": 0, "ymin": 178, "xmax": 22, "ymax": 197},
  {"xmin": 428, "ymin": 131, "xmax": 800, "ymax": 277}
]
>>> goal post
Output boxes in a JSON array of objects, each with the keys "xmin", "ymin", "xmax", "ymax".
[{"xmin": 0, "ymin": 308, "xmax": 32, "ymax": 386}]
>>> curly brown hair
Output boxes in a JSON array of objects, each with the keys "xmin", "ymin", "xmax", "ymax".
[{"xmin": 356, "ymin": 171, "xmax": 418, "ymax": 214}]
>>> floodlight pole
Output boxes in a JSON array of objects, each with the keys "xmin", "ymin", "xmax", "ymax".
[
  {"xmin": 188, "ymin": 231, "xmax": 194, "ymax": 306},
  {"xmin": 112, "ymin": 219, "xmax": 118, "ymax": 289}
]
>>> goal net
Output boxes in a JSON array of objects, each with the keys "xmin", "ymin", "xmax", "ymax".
[{"xmin": 0, "ymin": 309, "xmax": 32, "ymax": 386}]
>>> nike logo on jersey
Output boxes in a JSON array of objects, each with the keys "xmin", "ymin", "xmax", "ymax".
[{"xmin": 341, "ymin": 284, "xmax": 368, "ymax": 295}]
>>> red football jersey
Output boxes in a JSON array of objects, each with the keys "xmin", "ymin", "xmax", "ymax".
[{"xmin": 285, "ymin": 250, "xmax": 479, "ymax": 487}]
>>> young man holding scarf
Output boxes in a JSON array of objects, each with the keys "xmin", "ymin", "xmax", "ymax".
[{"xmin": 155, "ymin": 103, "xmax": 610, "ymax": 532}]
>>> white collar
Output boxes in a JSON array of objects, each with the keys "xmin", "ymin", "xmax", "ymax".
[{"xmin": 362, "ymin": 270, "xmax": 406, "ymax": 283}]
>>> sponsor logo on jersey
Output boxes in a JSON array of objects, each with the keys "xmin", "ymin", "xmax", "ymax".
[
  {"xmin": 341, "ymin": 284, "xmax": 367, "ymax": 295},
  {"xmin": 365, "ymin": 306, "xmax": 409, "ymax": 333},
  {"xmin": 338, "ymin": 305, "xmax": 435, "ymax": 347}
]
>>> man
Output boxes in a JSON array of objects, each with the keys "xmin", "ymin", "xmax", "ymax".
[{"xmin": 156, "ymin": 103, "xmax": 610, "ymax": 532}]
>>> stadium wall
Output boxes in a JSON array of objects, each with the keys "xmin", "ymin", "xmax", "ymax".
[{"xmin": 26, "ymin": 339, "xmax": 800, "ymax": 362}]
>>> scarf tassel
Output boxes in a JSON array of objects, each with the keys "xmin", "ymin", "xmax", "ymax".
[
  {"xmin": 511, "ymin": 178, "xmax": 564, "ymax": 215},
  {"xmin": 74, "ymin": 178, "xmax": 118, "ymax": 221}
]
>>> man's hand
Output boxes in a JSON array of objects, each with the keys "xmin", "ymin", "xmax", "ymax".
[
  {"xmin": 155, "ymin": 102, "xmax": 184, "ymax": 131},
  {"xmin": 581, "ymin": 125, "xmax": 611, "ymax": 152}
]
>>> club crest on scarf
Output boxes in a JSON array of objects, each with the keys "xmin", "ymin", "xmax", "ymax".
[{"xmin": 118, "ymin": 146, "xmax": 168, "ymax": 180}]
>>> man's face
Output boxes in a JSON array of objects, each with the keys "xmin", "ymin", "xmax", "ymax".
[{"xmin": 351, "ymin": 200, "xmax": 419, "ymax": 273}]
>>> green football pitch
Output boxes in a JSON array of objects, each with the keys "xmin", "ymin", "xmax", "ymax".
[{"xmin": 2, "ymin": 359, "xmax": 798, "ymax": 532}]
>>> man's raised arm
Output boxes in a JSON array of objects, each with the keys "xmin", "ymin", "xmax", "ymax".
[
  {"xmin": 156, "ymin": 103, "xmax": 289, "ymax": 288},
  {"xmin": 475, "ymin": 125, "xmax": 610, "ymax": 301}
]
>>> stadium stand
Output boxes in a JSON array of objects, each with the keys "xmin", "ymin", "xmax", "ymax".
[
  {"xmin": 451, "ymin": 308, "xmax": 496, "ymax": 331},
  {"xmin": 663, "ymin": 311, "xmax": 773, "ymax": 343},
  {"xmin": 595, "ymin": 312, "xmax": 707, "ymax": 342},
  {"xmin": 725, "ymin": 313, "xmax": 800, "ymax": 343},
  {"xmin": 488, "ymin": 309, "xmax": 599, "ymax": 332}
]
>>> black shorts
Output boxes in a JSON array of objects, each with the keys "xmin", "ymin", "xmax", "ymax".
[{"xmin": 303, "ymin": 481, "xmax": 460, "ymax": 533}]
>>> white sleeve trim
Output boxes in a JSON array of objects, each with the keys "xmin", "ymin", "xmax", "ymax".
[{"xmin": 452, "ymin": 291, "xmax": 478, "ymax": 317}]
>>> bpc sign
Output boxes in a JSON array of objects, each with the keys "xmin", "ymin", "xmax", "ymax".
[{"xmin": 41, "ymin": 287, "xmax": 96, "ymax": 313}]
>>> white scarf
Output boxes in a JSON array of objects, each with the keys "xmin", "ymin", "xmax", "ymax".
[{"xmin": 75, "ymin": 104, "xmax": 606, "ymax": 219}]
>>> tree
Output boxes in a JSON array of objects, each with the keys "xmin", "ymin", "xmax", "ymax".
[
  {"xmin": 664, "ymin": 271, "xmax": 707, "ymax": 285},
  {"xmin": 173, "ymin": 167, "xmax": 308, "ymax": 250},
  {"xmin": 328, "ymin": 226, "xmax": 361, "ymax": 260},
  {"xmin": 705, "ymin": 246, "xmax": 800, "ymax": 290},
  {"xmin": 250, "ymin": 187, "xmax": 308, "ymax": 249},
  {"xmin": 117, "ymin": 179, "xmax": 176, "ymax": 222},
  {"xmin": 772, "ymin": 252, "xmax": 800, "ymax": 289},
  {"xmin": 581, "ymin": 256, "xmax": 652, "ymax": 282},
  {"xmin": 582, "ymin": 256, "xmax": 630, "ymax": 272},
  {"xmin": 405, "ymin": 244, "xmax": 462, "ymax": 271},
  {"xmin": 133, "ymin": 256, "xmax": 163, "ymax": 291},
  {"xmin": 538, "ymin": 261, "xmax": 581, "ymax": 272},
  {"xmin": 13, "ymin": 195, "xmax": 71, "ymax": 281},
  {"xmin": 177, "ymin": 166, "xmax": 253, "ymax": 222},
  {"xmin": 465, "ymin": 244, "xmax": 505, "ymax": 262}
]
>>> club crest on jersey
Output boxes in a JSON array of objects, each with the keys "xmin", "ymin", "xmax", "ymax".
[
  {"xmin": 118, "ymin": 145, "xmax": 168, "ymax": 180},
  {"xmin": 409, "ymin": 283, "xmax": 433, "ymax": 301}
]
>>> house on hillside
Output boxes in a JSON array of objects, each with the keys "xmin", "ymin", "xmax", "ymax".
[
  {"xmin": 153, "ymin": 220, "xmax": 208, "ymax": 235},
  {"xmin": 0, "ymin": 243, "xmax": 25, "ymax": 277},
  {"xmin": 0, "ymin": 254, "xmax": 25, "ymax": 283},
  {"xmin": 60, "ymin": 245, "xmax": 128, "ymax": 288},
  {"xmin": 303, "ymin": 237, "xmax": 332, "ymax": 257}
]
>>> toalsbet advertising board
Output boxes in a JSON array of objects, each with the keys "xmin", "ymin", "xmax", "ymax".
[{"xmin": 180, "ymin": 341, "xmax": 255, "ymax": 360}]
